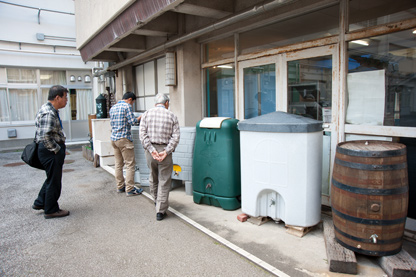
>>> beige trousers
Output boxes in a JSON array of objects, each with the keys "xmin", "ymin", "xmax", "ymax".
[
  {"xmin": 145, "ymin": 144, "xmax": 173, "ymax": 214},
  {"xmin": 111, "ymin": 138, "xmax": 136, "ymax": 192}
]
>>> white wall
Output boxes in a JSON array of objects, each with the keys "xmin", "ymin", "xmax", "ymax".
[
  {"xmin": 0, "ymin": 0, "xmax": 97, "ymax": 150},
  {"xmin": 0, "ymin": 0, "xmax": 94, "ymax": 69},
  {"xmin": 74, "ymin": 0, "xmax": 135, "ymax": 48},
  {"xmin": 0, "ymin": 0, "xmax": 76, "ymax": 47}
]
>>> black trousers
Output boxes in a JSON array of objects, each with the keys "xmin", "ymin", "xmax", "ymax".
[{"xmin": 34, "ymin": 143, "xmax": 66, "ymax": 214}]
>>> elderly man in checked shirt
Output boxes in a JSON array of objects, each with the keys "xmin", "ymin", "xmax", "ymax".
[
  {"xmin": 140, "ymin": 93, "xmax": 180, "ymax": 221},
  {"xmin": 109, "ymin": 92, "xmax": 143, "ymax": 196}
]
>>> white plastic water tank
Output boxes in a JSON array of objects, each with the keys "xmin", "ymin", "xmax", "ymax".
[{"xmin": 238, "ymin": 112, "xmax": 323, "ymax": 227}]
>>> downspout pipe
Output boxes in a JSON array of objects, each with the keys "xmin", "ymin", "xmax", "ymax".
[{"xmin": 108, "ymin": 0, "xmax": 296, "ymax": 70}]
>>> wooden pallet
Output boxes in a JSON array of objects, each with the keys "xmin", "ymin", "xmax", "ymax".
[
  {"xmin": 247, "ymin": 216, "xmax": 271, "ymax": 226},
  {"xmin": 82, "ymin": 145, "xmax": 94, "ymax": 162},
  {"xmin": 93, "ymin": 154, "xmax": 100, "ymax": 168},
  {"xmin": 285, "ymin": 224, "xmax": 314, "ymax": 238},
  {"xmin": 377, "ymin": 249, "xmax": 416, "ymax": 277},
  {"xmin": 323, "ymin": 218, "xmax": 358, "ymax": 274}
]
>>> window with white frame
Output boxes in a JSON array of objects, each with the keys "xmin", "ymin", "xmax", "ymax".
[
  {"xmin": 135, "ymin": 57, "xmax": 169, "ymax": 112},
  {"xmin": 0, "ymin": 88, "xmax": 9, "ymax": 122},
  {"xmin": 0, "ymin": 68, "xmax": 67, "ymax": 123}
]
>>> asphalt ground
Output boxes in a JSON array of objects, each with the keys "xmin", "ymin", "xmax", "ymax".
[
  {"xmin": 0, "ymin": 146, "xmax": 270, "ymax": 277},
  {"xmin": 1, "ymin": 145, "xmax": 415, "ymax": 276}
]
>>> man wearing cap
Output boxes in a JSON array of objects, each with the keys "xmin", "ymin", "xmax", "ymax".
[{"xmin": 139, "ymin": 93, "xmax": 180, "ymax": 221}]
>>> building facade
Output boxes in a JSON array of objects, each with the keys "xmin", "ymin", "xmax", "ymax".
[
  {"xmin": 74, "ymin": 0, "xmax": 416, "ymax": 230},
  {"xmin": 0, "ymin": 0, "xmax": 104, "ymax": 150}
]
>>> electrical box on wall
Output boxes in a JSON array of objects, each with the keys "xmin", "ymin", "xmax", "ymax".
[{"xmin": 7, "ymin": 129, "xmax": 17, "ymax": 138}]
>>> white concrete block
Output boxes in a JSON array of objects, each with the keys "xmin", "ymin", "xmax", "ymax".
[
  {"xmin": 100, "ymin": 155, "xmax": 115, "ymax": 166},
  {"xmin": 95, "ymin": 140, "xmax": 113, "ymax": 156}
]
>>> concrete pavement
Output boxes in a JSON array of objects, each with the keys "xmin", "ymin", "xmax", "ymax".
[
  {"xmin": 1, "ymin": 145, "xmax": 415, "ymax": 276},
  {"xmin": 0, "ymin": 147, "xmax": 269, "ymax": 276}
]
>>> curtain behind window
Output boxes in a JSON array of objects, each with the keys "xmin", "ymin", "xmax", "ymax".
[
  {"xmin": 9, "ymin": 89, "xmax": 38, "ymax": 121},
  {"xmin": 0, "ymin": 88, "xmax": 9, "ymax": 122},
  {"xmin": 40, "ymin": 70, "xmax": 66, "ymax": 85},
  {"xmin": 76, "ymin": 89, "xmax": 93, "ymax": 120},
  {"xmin": 7, "ymin": 69, "xmax": 36, "ymax": 83}
]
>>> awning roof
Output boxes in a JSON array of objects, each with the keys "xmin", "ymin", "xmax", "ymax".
[
  {"xmin": 79, "ymin": 0, "xmax": 181, "ymax": 62},
  {"xmin": 77, "ymin": 0, "xmax": 300, "ymax": 69}
]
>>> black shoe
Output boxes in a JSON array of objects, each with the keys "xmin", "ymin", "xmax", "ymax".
[
  {"xmin": 32, "ymin": 204, "xmax": 44, "ymax": 210},
  {"xmin": 44, "ymin": 209, "xmax": 70, "ymax": 219},
  {"xmin": 156, "ymin": 212, "xmax": 166, "ymax": 221}
]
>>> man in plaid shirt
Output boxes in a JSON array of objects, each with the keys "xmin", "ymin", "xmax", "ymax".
[
  {"xmin": 140, "ymin": 93, "xmax": 180, "ymax": 221},
  {"xmin": 32, "ymin": 85, "xmax": 69, "ymax": 219},
  {"xmin": 109, "ymin": 92, "xmax": 143, "ymax": 196}
]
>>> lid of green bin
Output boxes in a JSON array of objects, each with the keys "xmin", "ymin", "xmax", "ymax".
[
  {"xmin": 200, "ymin": 117, "xmax": 231, "ymax": 129},
  {"xmin": 237, "ymin": 111, "xmax": 322, "ymax": 133}
]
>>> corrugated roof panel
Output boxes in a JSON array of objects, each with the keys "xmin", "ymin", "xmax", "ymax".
[{"xmin": 80, "ymin": 0, "xmax": 178, "ymax": 62}]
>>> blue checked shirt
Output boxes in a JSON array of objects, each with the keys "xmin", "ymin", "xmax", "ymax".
[
  {"xmin": 35, "ymin": 102, "xmax": 66, "ymax": 153},
  {"xmin": 109, "ymin": 100, "xmax": 139, "ymax": 142}
]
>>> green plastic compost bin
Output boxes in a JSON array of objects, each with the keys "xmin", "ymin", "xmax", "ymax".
[{"xmin": 192, "ymin": 117, "xmax": 241, "ymax": 210}]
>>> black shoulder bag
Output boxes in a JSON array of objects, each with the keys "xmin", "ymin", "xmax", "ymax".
[{"xmin": 21, "ymin": 138, "xmax": 44, "ymax": 170}]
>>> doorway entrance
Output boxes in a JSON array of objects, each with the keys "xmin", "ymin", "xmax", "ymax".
[{"xmin": 59, "ymin": 88, "xmax": 94, "ymax": 141}]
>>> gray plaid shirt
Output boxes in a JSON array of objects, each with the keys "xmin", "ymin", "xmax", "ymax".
[
  {"xmin": 35, "ymin": 102, "xmax": 66, "ymax": 153},
  {"xmin": 139, "ymin": 105, "xmax": 180, "ymax": 155}
]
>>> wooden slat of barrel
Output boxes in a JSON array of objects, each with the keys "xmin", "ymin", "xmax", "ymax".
[{"xmin": 331, "ymin": 140, "xmax": 409, "ymax": 256}]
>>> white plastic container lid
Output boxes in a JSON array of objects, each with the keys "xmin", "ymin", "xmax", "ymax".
[
  {"xmin": 238, "ymin": 111, "xmax": 322, "ymax": 133},
  {"xmin": 199, "ymin": 117, "xmax": 231, "ymax": 128}
]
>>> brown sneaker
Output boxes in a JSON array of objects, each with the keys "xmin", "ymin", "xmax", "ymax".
[{"xmin": 44, "ymin": 209, "xmax": 70, "ymax": 219}]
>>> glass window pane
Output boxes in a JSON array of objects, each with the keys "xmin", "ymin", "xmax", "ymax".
[
  {"xmin": 144, "ymin": 61, "xmax": 155, "ymax": 96},
  {"xmin": 73, "ymin": 89, "xmax": 93, "ymax": 120},
  {"xmin": 288, "ymin": 56, "xmax": 332, "ymax": 122},
  {"xmin": 145, "ymin": 96, "xmax": 155, "ymax": 110},
  {"xmin": 347, "ymin": 30, "xmax": 416, "ymax": 127},
  {"xmin": 41, "ymin": 88, "xmax": 49, "ymax": 104},
  {"xmin": 40, "ymin": 70, "xmax": 66, "ymax": 85},
  {"xmin": 0, "ymin": 88, "xmax": 9, "ymax": 122},
  {"xmin": 135, "ymin": 65, "xmax": 145, "ymax": 97},
  {"xmin": 9, "ymin": 89, "xmax": 38, "ymax": 121},
  {"xmin": 349, "ymin": 0, "xmax": 416, "ymax": 31},
  {"xmin": 206, "ymin": 64, "xmax": 235, "ymax": 118},
  {"xmin": 240, "ymin": 5, "xmax": 339, "ymax": 56},
  {"xmin": 7, "ymin": 68, "xmax": 36, "ymax": 83},
  {"xmin": 135, "ymin": 97, "xmax": 145, "ymax": 111},
  {"xmin": 204, "ymin": 36, "xmax": 234, "ymax": 63},
  {"xmin": 244, "ymin": 64, "xmax": 276, "ymax": 119},
  {"xmin": 157, "ymin": 57, "xmax": 169, "ymax": 95}
]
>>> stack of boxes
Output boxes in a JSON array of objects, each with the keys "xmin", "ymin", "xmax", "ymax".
[{"xmin": 91, "ymin": 119, "xmax": 114, "ymax": 166}]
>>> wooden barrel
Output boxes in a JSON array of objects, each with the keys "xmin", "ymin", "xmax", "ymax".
[{"xmin": 331, "ymin": 140, "xmax": 409, "ymax": 256}]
